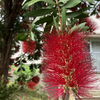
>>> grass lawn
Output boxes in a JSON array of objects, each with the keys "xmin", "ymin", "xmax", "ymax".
[
  {"xmin": 7, "ymin": 82, "xmax": 51, "ymax": 100},
  {"xmin": 12, "ymin": 88, "xmax": 49, "ymax": 100}
]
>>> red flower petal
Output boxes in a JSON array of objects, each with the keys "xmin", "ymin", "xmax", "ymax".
[{"xmin": 42, "ymin": 29, "xmax": 97, "ymax": 99}]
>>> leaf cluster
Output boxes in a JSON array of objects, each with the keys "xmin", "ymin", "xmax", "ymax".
[{"xmin": 22, "ymin": 0, "xmax": 97, "ymax": 33}]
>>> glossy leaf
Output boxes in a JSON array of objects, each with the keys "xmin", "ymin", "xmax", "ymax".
[
  {"xmin": 35, "ymin": 16, "xmax": 53, "ymax": 24},
  {"xmin": 44, "ymin": 22, "xmax": 53, "ymax": 32},
  {"xmin": 70, "ymin": 22, "xmax": 86, "ymax": 32},
  {"xmin": 19, "ymin": 34, "xmax": 28, "ymax": 41},
  {"xmin": 75, "ymin": 13, "xmax": 89, "ymax": 18},
  {"xmin": 66, "ymin": 7, "xmax": 90, "ymax": 18},
  {"xmin": 63, "ymin": 0, "xmax": 81, "ymax": 8},
  {"xmin": 30, "ymin": 31, "xmax": 36, "ymax": 41},
  {"xmin": 84, "ymin": 0, "xmax": 95, "ymax": 3},
  {"xmin": 23, "ymin": 0, "xmax": 55, "ymax": 9},
  {"xmin": 59, "ymin": 0, "xmax": 69, "ymax": 2},
  {"xmin": 61, "ymin": 7, "xmax": 66, "ymax": 28},
  {"xmin": 22, "ymin": 67, "xmax": 25, "ymax": 71},
  {"xmin": 24, "ymin": 9, "xmax": 56, "ymax": 17},
  {"xmin": 29, "ymin": 64, "xmax": 34, "ymax": 71},
  {"xmin": 30, "ymin": 16, "xmax": 42, "ymax": 31},
  {"xmin": 14, "ymin": 33, "xmax": 27, "ymax": 41},
  {"xmin": 82, "ymin": 26, "xmax": 89, "ymax": 30},
  {"xmin": 53, "ymin": 16, "xmax": 59, "ymax": 34},
  {"xmin": 17, "ymin": 68, "xmax": 21, "ymax": 72},
  {"xmin": 76, "ymin": 22, "xmax": 86, "ymax": 29}
]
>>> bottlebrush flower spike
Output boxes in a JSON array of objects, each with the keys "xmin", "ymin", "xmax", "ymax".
[
  {"xmin": 42, "ymin": 29, "xmax": 97, "ymax": 100},
  {"xmin": 79, "ymin": 17, "xmax": 98, "ymax": 32},
  {"xmin": 22, "ymin": 39, "xmax": 36, "ymax": 54}
]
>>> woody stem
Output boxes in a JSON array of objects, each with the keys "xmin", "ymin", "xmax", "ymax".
[{"xmin": 55, "ymin": 0, "xmax": 62, "ymax": 30}]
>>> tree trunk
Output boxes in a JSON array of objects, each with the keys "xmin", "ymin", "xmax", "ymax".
[
  {"xmin": 0, "ymin": 0, "xmax": 24, "ymax": 99},
  {"xmin": 0, "ymin": 30, "xmax": 12, "ymax": 83}
]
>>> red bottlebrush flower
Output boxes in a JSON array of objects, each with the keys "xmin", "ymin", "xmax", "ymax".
[
  {"xmin": 42, "ymin": 29, "xmax": 97, "ymax": 100},
  {"xmin": 27, "ymin": 81, "xmax": 36, "ymax": 90},
  {"xmin": 79, "ymin": 17, "xmax": 98, "ymax": 32},
  {"xmin": 22, "ymin": 40, "xmax": 36, "ymax": 54},
  {"xmin": 32, "ymin": 76, "xmax": 40, "ymax": 84}
]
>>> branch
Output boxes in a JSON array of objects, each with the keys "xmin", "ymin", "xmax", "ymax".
[{"xmin": 55, "ymin": 0, "xmax": 62, "ymax": 30}]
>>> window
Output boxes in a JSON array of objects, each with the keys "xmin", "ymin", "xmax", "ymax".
[{"xmin": 89, "ymin": 39, "xmax": 100, "ymax": 72}]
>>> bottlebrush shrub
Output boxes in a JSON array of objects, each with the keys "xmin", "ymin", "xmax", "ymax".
[
  {"xmin": 22, "ymin": 39, "xmax": 36, "ymax": 54},
  {"xmin": 42, "ymin": 29, "xmax": 98, "ymax": 100}
]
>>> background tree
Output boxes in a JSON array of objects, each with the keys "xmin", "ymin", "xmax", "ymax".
[
  {"xmin": 0, "ymin": 0, "xmax": 43, "ymax": 99},
  {"xmin": 0, "ymin": 0, "xmax": 23, "ymax": 85}
]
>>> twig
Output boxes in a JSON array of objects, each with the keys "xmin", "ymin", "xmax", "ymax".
[{"xmin": 55, "ymin": 0, "xmax": 62, "ymax": 30}]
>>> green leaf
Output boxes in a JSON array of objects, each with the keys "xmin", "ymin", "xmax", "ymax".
[
  {"xmin": 75, "ymin": 13, "xmax": 89, "ymax": 18},
  {"xmin": 14, "ymin": 33, "xmax": 27, "ymax": 41},
  {"xmin": 19, "ymin": 34, "xmax": 28, "ymax": 41},
  {"xmin": 22, "ymin": 67, "xmax": 25, "ymax": 71},
  {"xmin": 44, "ymin": 22, "xmax": 53, "ymax": 32},
  {"xmin": 77, "ymin": 22, "xmax": 86, "ymax": 29},
  {"xmin": 61, "ymin": 7, "xmax": 66, "ymax": 28},
  {"xmin": 70, "ymin": 18, "xmax": 78, "ymax": 26},
  {"xmin": 24, "ymin": 9, "xmax": 56, "ymax": 17},
  {"xmin": 30, "ymin": 16, "xmax": 42, "ymax": 31},
  {"xmin": 82, "ymin": 26, "xmax": 89, "ymax": 30},
  {"xmin": 63, "ymin": 0, "xmax": 81, "ymax": 8},
  {"xmin": 53, "ymin": 16, "xmax": 59, "ymax": 34},
  {"xmin": 84, "ymin": 0, "xmax": 94, "ymax": 3},
  {"xmin": 35, "ymin": 15, "xmax": 53, "ymax": 24},
  {"xmin": 66, "ymin": 7, "xmax": 90, "ymax": 18},
  {"xmin": 30, "ymin": 31, "xmax": 36, "ymax": 41},
  {"xmin": 23, "ymin": 0, "xmax": 55, "ymax": 9},
  {"xmin": 70, "ymin": 22, "xmax": 86, "ymax": 32},
  {"xmin": 17, "ymin": 68, "xmax": 21, "ymax": 72},
  {"xmin": 59, "ymin": 0, "xmax": 69, "ymax": 2}
]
